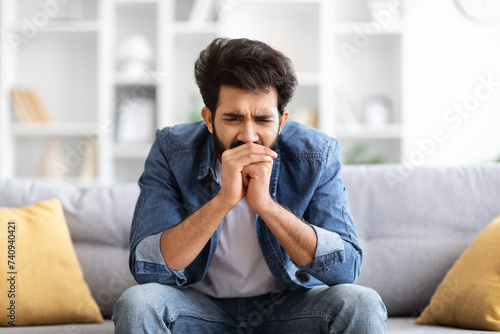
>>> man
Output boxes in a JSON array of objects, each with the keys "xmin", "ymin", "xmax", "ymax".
[{"xmin": 113, "ymin": 37, "xmax": 387, "ymax": 333}]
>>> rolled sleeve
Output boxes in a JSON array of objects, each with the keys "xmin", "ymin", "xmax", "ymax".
[
  {"xmin": 311, "ymin": 225, "xmax": 344, "ymax": 257},
  {"xmin": 295, "ymin": 225, "xmax": 345, "ymax": 273},
  {"xmin": 135, "ymin": 232, "xmax": 167, "ymax": 265},
  {"xmin": 133, "ymin": 232, "xmax": 187, "ymax": 285}
]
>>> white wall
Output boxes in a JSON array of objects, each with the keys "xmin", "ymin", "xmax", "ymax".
[{"xmin": 403, "ymin": 0, "xmax": 500, "ymax": 165}]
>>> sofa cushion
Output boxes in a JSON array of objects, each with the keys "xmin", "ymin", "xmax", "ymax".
[
  {"xmin": 415, "ymin": 214, "xmax": 500, "ymax": 330},
  {"xmin": 0, "ymin": 199, "xmax": 103, "ymax": 326}
]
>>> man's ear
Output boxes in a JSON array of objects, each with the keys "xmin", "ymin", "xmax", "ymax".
[
  {"xmin": 279, "ymin": 110, "xmax": 289, "ymax": 134},
  {"xmin": 201, "ymin": 107, "xmax": 214, "ymax": 133}
]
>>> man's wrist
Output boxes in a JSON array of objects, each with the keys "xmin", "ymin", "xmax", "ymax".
[
  {"xmin": 251, "ymin": 196, "xmax": 280, "ymax": 218},
  {"xmin": 212, "ymin": 192, "xmax": 239, "ymax": 213}
]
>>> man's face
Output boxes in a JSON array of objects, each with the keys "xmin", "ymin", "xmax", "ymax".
[{"xmin": 202, "ymin": 85, "xmax": 289, "ymax": 159}]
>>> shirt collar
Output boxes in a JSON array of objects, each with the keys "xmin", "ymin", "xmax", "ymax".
[{"xmin": 198, "ymin": 132, "xmax": 217, "ymax": 181}]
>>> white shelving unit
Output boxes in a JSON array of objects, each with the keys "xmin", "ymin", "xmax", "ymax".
[
  {"xmin": 0, "ymin": 0, "xmax": 406, "ymax": 184},
  {"xmin": 109, "ymin": 0, "xmax": 163, "ymax": 184},
  {"xmin": 330, "ymin": 0, "xmax": 405, "ymax": 164},
  {"xmin": 0, "ymin": 0, "xmax": 107, "ymax": 185}
]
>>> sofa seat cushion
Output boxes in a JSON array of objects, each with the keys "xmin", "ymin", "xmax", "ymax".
[
  {"xmin": 0, "ymin": 320, "xmax": 115, "ymax": 333},
  {"xmin": 387, "ymin": 318, "xmax": 495, "ymax": 333},
  {"xmin": 0, "ymin": 318, "xmax": 496, "ymax": 334}
]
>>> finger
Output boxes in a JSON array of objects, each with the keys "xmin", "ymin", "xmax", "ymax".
[
  {"xmin": 223, "ymin": 142, "xmax": 277, "ymax": 159},
  {"xmin": 225, "ymin": 148, "xmax": 276, "ymax": 163},
  {"xmin": 242, "ymin": 172, "xmax": 250, "ymax": 187},
  {"xmin": 242, "ymin": 161, "xmax": 274, "ymax": 178},
  {"xmin": 222, "ymin": 148, "xmax": 277, "ymax": 171}
]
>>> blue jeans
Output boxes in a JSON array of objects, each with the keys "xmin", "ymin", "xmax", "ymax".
[{"xmin": 113, "ymin": 283, "xmax": 387, "ymax": 333}]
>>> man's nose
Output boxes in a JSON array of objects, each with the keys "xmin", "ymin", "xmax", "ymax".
[{"xmin": 237, "ymin": 121, "xmax": 259, "ymax": 143}]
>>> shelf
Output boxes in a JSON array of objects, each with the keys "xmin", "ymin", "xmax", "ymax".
[
  {"xmin": 114, "ymin": 0, "xmax": 159, "ymax": 3},
  {"xmin": 334, "ymin": 22, "xmax": 404, "ymax": 35},
  {"xmin": 172, "ymin": 22, "xmax": 219, "ymax": 34},
  {"xmin": 113, "ymin": 143, "xmax": 151, "ymax": 159},
  {"xmin": 333, "ymin": 124, "xmax": 402, "ymax": 139},
  {"xmin": 10, "ymin": 122, "xmax": 100, "ymax": 137},
  {"xmin": 114, "ymin": 72, "xmax": 158, "ymax": 86},
  {"xmin": 10, "ymin": 20, "xmax": 100, "ymax": 33},
  {"xmin": 44, "ymin": 20, "xmax": 100, "ymax": 32},
  {"xmin": 297, "ymin": 72, "xmax": 321, "ymax": 86},
  {"xmin": 244, "ymin": 0, "xmax": 323, "ymax": 3}
]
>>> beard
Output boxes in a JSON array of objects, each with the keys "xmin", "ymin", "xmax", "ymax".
[{"xmin": 212, "ymin": 125, "xmax": 280, "ymax": 160}]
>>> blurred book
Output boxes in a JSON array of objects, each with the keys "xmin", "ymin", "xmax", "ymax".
[{"xmin": 11, "ymin": 89, "xmax": 51, "ymax": 123}]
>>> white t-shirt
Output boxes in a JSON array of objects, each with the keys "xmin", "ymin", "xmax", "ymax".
[{"xmin": 192, "ymin": 160, "xmax": 283, "ymax": 298}]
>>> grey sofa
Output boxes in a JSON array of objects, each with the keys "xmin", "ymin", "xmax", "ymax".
[{"xmin": 0, "ymin": 163, "xmax": 499, "ymax": 333}]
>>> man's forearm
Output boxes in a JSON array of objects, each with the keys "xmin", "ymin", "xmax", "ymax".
[
  {"xmin": 160, "ymin": 195, "xmax": 233, "ymax": 271},
  {"xmin": 256, "ymin": 201, "xmax": 317, "ymax": 267}
]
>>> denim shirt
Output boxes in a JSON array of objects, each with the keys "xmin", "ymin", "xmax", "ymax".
[{"xmin": 129, "ymin": 121, "xmax": 362, "ymax": 291}]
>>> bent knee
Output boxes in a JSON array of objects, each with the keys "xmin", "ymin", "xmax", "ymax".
[
  {"xmin": 114, "ymin": 283, "xmax": 170, "ymax": 313},
  {"xmin": 329, "ymin": 284, "xmax": 386, "ymax": 312}
]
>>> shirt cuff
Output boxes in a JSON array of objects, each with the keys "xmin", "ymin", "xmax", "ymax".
[
  {"xmin": 135, "ymin": 232, "xmax": 167, "ymax": 265},
  {"xmin": 311, "ymin": 225, "xmax": 344, "ymax": 257},
  {"xmin": 134, "ymin": 232, "xmax": 186, "ymax": 277},
  {"xmin": 295, "ymin": 225, "xmax": 345, "ymax": 273}
]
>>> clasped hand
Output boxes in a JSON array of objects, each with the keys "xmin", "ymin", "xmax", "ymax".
[{"xmin": 217, "ymin": 143, "xmax": 278, "ymax": 212}]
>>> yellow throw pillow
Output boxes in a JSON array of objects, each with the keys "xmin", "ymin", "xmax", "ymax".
[
  {"xmin": 0, "ymin": 199, "xmax": 103, "ymax": 327},
  {"xmin": 415, "ymin": 214, "xmax": 500, "ymax": 330}
]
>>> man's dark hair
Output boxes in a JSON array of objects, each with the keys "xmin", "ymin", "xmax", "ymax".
[{"xmin": 194, "ymin": 37, "xmax": 298, "ymax": 116}]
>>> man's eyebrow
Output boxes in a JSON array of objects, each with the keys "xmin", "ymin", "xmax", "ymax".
[
  {"xmin": 222, "ymin": 111, "xmax": 244, "ymax": 118},
  {"xmin": 254, "ymin": 113, "xmax": 274, "ymax": 120},
  {"xmin": 221, "ymin": 111, "xmax": 275, "ymax": 119}
]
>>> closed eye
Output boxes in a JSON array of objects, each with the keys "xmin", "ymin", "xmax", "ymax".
[
  {"xmin": 222, "ymin": 112, "xmax": 244, "ymax": 122},
  {"xmin": 255, "ymin": 116, "xmax": 274, "ymax": 123}
]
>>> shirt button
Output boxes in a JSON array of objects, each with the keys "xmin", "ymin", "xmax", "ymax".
[{"xmin": 295, "ymin": 271, "xmax": 310, "ymax": 283}]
